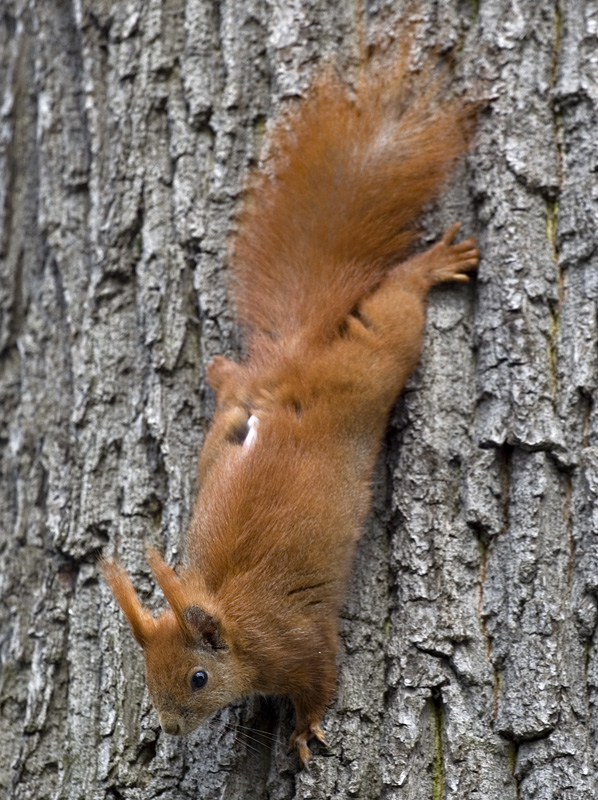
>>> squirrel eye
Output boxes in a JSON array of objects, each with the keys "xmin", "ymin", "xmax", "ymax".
[{"xmin": 191, "ymin": 670, "xmax": 208, "ymax": 691}]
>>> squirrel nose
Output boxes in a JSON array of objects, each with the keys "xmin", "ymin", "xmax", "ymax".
[{"xmin": 159, "ymin": 716, "xmax": 182, "ymax": 736}]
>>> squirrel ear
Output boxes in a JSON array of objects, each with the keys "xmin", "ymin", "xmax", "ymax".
[
  {"xmin": 146, "ymin": 547, "xmax": 191, "ymax": 634},
  {"xmin": 146, "ymin": 549, "xmax": 226, "ymax": 648},
  {"xmin": 184, "ymin": 605, "xmax": 228, "ymax": 651},
  {"xmin": 100, "ymin": 559, "xmax": 157, "ymax": 647}
]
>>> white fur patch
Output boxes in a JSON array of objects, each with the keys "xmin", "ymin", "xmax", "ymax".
[{"xmin": 243, "ymin": 415, "xmax": 259, "ymax": 449}]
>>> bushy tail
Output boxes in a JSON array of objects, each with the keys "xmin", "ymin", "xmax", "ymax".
[{"xmin": 230, "ymin": 55, "xmax": 476, "ymax": 343}]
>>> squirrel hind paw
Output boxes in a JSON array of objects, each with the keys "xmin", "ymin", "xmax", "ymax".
[{"xmin": 427, "ymin": 225, "xmax": 479, "ymax": 286}]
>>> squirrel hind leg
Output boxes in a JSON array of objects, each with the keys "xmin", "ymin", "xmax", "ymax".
[{"xmin": 206, "ymin": 355, "xmax": 244, "ymax": 394}]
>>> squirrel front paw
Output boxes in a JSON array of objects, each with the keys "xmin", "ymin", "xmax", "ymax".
[{"xmin": 289, "ymin": 720, "xmax": 328, "ymax": 769}]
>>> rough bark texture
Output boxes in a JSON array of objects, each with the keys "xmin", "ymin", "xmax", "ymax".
[{"xmin": 1, "ymin": 1, "xmax": 596, "ymax": 798}]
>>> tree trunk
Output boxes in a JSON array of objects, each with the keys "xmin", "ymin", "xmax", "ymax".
[{"xmin": 1, "ymin": 1, "xmax": 595, "ymax": 798}]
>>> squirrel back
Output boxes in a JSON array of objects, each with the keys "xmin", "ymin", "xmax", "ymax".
[{"xmin": 231, "ymin": 58, "xmax": 474, "ymax": 344}]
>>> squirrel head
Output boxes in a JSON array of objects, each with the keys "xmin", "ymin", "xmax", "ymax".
[{"xmin": 101, "ymin": 549, "xmax": 251, "ymax": 735}]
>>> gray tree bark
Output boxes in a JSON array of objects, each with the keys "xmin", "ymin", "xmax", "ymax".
[{"xmin": 1, "ymin": 0, "xmax": 596, "ymax": 798}]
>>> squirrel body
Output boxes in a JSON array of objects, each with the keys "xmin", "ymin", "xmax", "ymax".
[{"xmin": 103, "ymin": 55, "xmax": 479, "ymax": 767}]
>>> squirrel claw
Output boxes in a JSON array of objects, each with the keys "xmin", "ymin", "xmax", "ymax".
[
  {"xmin": 311, "ymin": 722, "xmax": 328, "ymax": 746},
  {"xmin": 441, "ymin": 221, "xmax": 462, "ymax": 243},
  {"xmin": 288, "ymin": 733, "xmax": 311, "ymax": 769}
]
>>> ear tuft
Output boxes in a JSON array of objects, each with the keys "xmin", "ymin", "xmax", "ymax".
[
  {"xmin": 100, "ymin": 557, "xmax": 156, "ymax": 647},
  {"xmin": 146, "ymin": 547, "xmax": 193, "ymax": 634},
  {"xmin": 184, "ymin": 605, "xmax": 227, "ymax": 651}
]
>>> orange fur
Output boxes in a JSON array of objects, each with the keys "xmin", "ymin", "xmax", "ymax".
[
  {"xmin": 102, "ymin": 53, "xmax": 479, "ymax": 768},
  {"xmin": 231, "ymin": 63, "xmax": 473, "ymax": 343}
]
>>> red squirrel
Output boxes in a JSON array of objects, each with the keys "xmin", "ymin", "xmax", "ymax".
[{"xmin": 102, "ymin": 53, "xmax": 479, "ymax": 768}]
